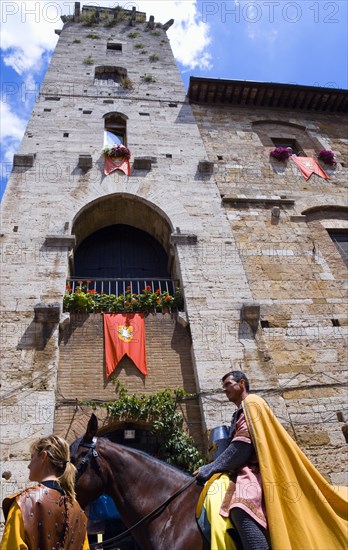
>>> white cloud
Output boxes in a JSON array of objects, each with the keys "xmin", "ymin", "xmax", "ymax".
[
  {"xmin": 1, "ymin": 1, "xmax": 61, "ymax": 75},
  {"xmin": 132, "ymin": 1, "xmax": 212, "ymax": 70},
  {"xmin": 0, "ymin": 100, "xmax": 27, "ymax": 162}
]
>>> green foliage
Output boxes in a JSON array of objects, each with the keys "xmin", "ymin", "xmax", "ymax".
[
  {"xmin": 104, "ymin": 19, "xmax": 116, "ymax": 28},
  {"xmin": 134, "ymin": 43, "xmax": 145, "ymax": 49},
  {"xmin": 90, "ymin": 384, "xmax": 205, "ymax": 472},
  {"xmin": 80, "ymin": 12, "xmax": 98, "ymax": 26},
  {"xmin": 83, "ymin": 56, "xmax": 94, "ymax": 65},
  {"xmin": 128, "ymin": 32, "xmax": 140, "ymax": 38},
  {"xmin": 86, "ymin": 33, "xmax": 100, "ymax": 39},
  {"xmin": 140, "ymin": 50, "xmax": 148, "ymax": 55},
  {"xmin": 141, "ymin": 73, "xmax": 157, "ymax": 83},
  {"xmin": 149, "ymin": 54, "xmax": 159, "ymax": 62},
  {"xmin": 63, "ymin": 283, "xmax": 183, "ymax": 314},
  {"xmin": 151, "ymin": 30, "xmax": 161, "ymax": 36},
  {"xmin": 73, "ymin": 38, "xmax": 81, "ymax": 43},
  {"xmin": 120, "ymin": 77, "xmax": 134, "ymax": 90}
]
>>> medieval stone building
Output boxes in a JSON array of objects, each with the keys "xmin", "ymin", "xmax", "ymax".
[{"xmin": 1, "ymin": 2, "xmax": 347, "ymax": 519}]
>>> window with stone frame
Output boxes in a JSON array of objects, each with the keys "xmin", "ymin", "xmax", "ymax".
[
  {"xmin": 302, "ymin": 206, "xmax": 348, "ymax": 274},
  {"xmin": 95, "ymin": 65, "xmax": 127, "ymax": 86},
  {"xmin": 104, "ymin": 112, "xmax": 127, "ymax": 146},
  {"xmin": 327, "ymin": 230, "xmax": 348, "ymax": 266},
  {"xmin": 271, "ymin": 137, "xmax": 305, "ymax": 156},
  {"xmin": 252, "ymin": 120, "xmax": 323, "ymax": 157}
]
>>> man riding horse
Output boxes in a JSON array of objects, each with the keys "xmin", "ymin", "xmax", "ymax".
[{"xmin": 194, "ymin": 371, "xmax": 347, "ymax": 550}]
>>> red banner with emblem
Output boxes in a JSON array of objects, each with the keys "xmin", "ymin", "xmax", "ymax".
[
  {"xmin": 103, "ymin": 313, "xmax": 147, "ymax": 377},
  {"xmin": 291, "ymin": 156, "xmax": 328, "ymax": 180},
  {"xmin": 104, "ymin": 156, "xmax": 130, "ymax": 177}
]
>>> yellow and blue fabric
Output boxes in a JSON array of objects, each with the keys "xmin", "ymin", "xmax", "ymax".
[{"xmin": 196, "ymin": 474, "xmax": 236, "ymax": 550}]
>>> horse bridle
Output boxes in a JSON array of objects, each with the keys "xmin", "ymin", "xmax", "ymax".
[
  {"xmin": 75, "ymin": 436, "xmax": 107, "ymax": 488},
  {"xmin": 74, "ymin": 436, "xmax": 197, "ymax": 550}
]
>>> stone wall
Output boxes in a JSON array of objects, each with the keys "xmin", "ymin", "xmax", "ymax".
[
  {"xmin": 191, "ymin": 102, "xmax": 348, "ymax": 484},
  {"xmin": 55, "ymin": 312, "xmax": 204, "ymax": 451},
  {"xmin": 0, "ymin": 6, "xmax": 255, "ymax": 510}
]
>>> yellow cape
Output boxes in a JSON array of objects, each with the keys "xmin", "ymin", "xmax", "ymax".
[{"xmin": 243, "ymin": 394, "xmax": 348, "ymax": 549}]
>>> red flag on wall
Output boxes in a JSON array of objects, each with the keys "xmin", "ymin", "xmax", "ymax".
[
  {"xmin": 103, "ymin": 313, "xmax": 147, "ymax": 377},
  {"xmin": 291, "ymin": 156, "xmax": 328, "ymax": 180},
  {"xmin": 104, "ymin": 156, "xmax": 130, "ymax": 176}
]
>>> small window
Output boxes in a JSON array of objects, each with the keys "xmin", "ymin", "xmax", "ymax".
[
  {"xmin": 104, "ymin": 113, "xmax": 127, "ymax": 146},
  {"xmin": 107, "ymin": 43, "xmax": 122, "ymax": 51},
  {"xmin": 271, "ymin": 138, "xmax": 305, "ymax": 156},
  {"xmin": 328, "ymin": 230, "xmax": 348, "ymax": 266},
  {"xmin": 63, "ymin": 132, "xmax": 69, "ymax": 138},
  {"xmin": 95, "ymin": 66, "xmax": 127, "ymax": 86}
]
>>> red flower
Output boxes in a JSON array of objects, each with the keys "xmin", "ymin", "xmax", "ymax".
[
  {"xmin": 125, "ymin": 301, "xmax": 131, "ymax": 306},
  {"xmin": 88, "ymin": 289, "xmax": 96, "ymax": 294},
  {"xmin": 165, "ymin": 295, "xmax": 171, "ymax": 301},
  {"xmin": 155, "ymin": 289, "xmax": 161, "ymax": 295},
  {"xmin": 66, "ymin": 284, "xmax": 72, "ymax": 291},
  {"xmin": 86, "ymin": 279, "xmax": 92, "ymax": 284},
  {"xmin": 76, "ymin": 289, "xmax": 82, "ymax": 293},
  {"xmin": 77, "ymin": 280, "xmax": 83, "ymax": 285}
]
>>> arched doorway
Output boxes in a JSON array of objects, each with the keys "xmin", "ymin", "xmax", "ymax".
[{"xmin": 74, "ymin": 224, "xmax": 171, "ymax": 280}]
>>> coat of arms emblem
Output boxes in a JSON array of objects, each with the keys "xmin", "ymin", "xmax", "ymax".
[{"xmin": 117, "ymin": 325, "xmax": 134, "ymax": 343}]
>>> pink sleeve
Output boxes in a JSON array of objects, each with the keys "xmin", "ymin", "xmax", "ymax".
[{"xmin": 232, "ymin": 412, "xmax": 251, "ymax": 444}]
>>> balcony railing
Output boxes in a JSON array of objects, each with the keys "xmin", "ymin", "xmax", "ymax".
[{"xmin": 64, "ymin": 278, "xmax": 183, "ymax": 314}]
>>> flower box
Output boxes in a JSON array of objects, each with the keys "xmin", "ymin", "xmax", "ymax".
[
  {"xmin": 102, "ymin": 144, "xmax": 131, "ymax": 159},
  {"xmin": 317, "ymin": 149, "xmax": 336, "ymax": 166},
  {"xmin": 63, "ymin": 283, "xmax": 183, "ymax": 314},
  {"xmin": 269, "ymin": 147, "xmax": 292, "ymax": 161}
]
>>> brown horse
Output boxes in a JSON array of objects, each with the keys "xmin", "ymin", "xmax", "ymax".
[{"xmin": 70, "ymin": 414, "xmax": 208, "ymax": 550}]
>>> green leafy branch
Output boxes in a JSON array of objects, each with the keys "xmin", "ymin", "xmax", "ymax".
[{"xmin": 82, "ymin": 384, "xmax": 205, "ymax": 472}]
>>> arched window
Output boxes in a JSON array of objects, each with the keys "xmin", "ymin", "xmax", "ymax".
[
  {"xmin": 103, "ymin": 112, "xmax": 127, "ymax": 146},
  {"xmin": 73, "ymin": 224, "xmax": 173, "ymax": 292},
  {"xmin": 302, "ymin": 206, "xmax": 348, "ymax": 269},
  {"xmin": 95, "ymin": 65, "xmax": 127, "ymax": 86},
  {"xmin": 252, "ymin": 120, "xmax": 323, "ymax": 157}
]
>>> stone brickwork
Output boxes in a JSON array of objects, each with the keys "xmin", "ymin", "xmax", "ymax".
[
  {"xmin": 55, "ymin": 312, "xmax": 203, "ymax": 450},
  {"xmin": 0, "ymin": 5, "xmax": 255, "ymax": 510},
  {"xmin": 1, "ymin": 4, "xmax": 347, "ymax": 522},
  {"xmin": 190, "ymin": 101, "xmax": 348, "ymax": 484}
]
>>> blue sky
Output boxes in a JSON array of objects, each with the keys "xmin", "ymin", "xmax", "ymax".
[{"xmin": 1, "ymin": 0, "xmax": 347, "ymax": 198}]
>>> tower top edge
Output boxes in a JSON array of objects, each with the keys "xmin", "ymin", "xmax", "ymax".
[{"xmin": 60, "ymin": 2, "xmax": 174, "ymax": 29}]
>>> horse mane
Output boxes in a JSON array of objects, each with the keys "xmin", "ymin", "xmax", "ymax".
[{"xmin": 99, "ymin": 436, "xmax": 192, "ymax": 477}]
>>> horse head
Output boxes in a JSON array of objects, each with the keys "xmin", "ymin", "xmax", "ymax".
[
  {"xmin": 70, "ymin": 414, "xmax": 206, "ymax": 549},
  {"xmin": 70, "ymin": 413, "xmax": 107, "ymax": 508}
]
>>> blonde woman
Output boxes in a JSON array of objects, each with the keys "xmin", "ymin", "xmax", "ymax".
[{"xmin": 1, "ymin": 435, "xmax": 89, "ymax": 549}]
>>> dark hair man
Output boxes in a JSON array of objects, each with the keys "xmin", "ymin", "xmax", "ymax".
[
  {"xmin": 194, "ymin": 371, "xmax": 347, "ymax": 550},
  {"xmin": 195, "ymin": 371, "xmax": 269, "ymax": 550}
]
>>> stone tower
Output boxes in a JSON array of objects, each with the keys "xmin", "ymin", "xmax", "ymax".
[
  {"xmin": 0, "ymin": 3, "xmax": 254, "ymax": 501},
  {"xmin": 1, "ymin": 2, "xmax": 347, "ymax": 515}
]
